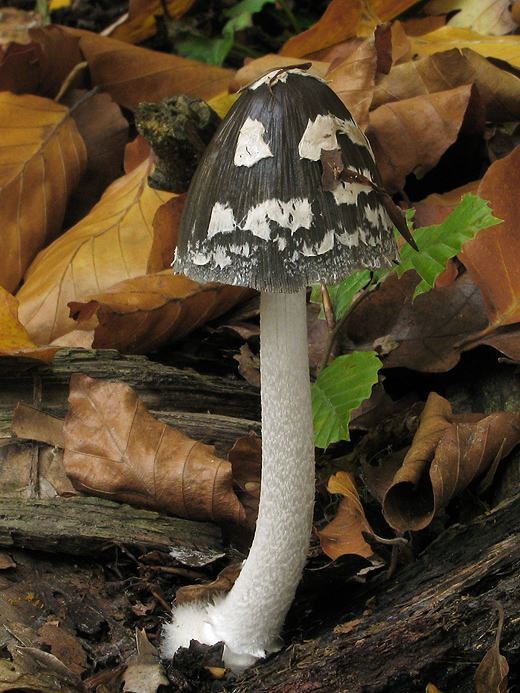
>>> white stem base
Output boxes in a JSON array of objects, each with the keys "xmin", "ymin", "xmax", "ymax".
[{"xmin": 162, "ymin": 290, "xmax": 315, "ymax": 672}]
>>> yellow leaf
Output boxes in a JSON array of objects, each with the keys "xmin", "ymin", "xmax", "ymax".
[{"xmin": 0, "ymin": 93, "xmax": 86, "ymax": 292}]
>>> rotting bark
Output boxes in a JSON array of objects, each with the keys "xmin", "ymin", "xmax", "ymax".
[
  {"xmin": 0, "ymin": 348, "xmax": 261, "ymax": 419},
  {"xmin": 0, "ymin": 496, "xmax": 222, "ymax": 557},
  {"xmin": 227, "ymin": 492, "xmax": 520, "ymax": 693}
]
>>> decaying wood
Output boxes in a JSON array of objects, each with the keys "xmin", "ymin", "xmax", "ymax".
[
  {"xmin": 229, "ymin": 492, "xmax": 520, "ymax": 693},
  {"xmin": 0, "ymin": 496, "xmax": 222, "ymax": 557}
]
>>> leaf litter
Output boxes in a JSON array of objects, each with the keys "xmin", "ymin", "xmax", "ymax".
[{"xmin": 1, "ymin": 0, "xmax": 520, "ymax": 687}]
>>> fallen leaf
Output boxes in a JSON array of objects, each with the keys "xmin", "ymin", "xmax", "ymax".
[
  {"xmin": 279, "ymin": 0, "xmax": 418, "ymax": 58},
  {"xmin": 346, "ymin": 271, "xmax": 489, "ymax": 373},
  {"xmin": 38, "ymin": 623, "xmax": 87, "ymax": 676},
  {"xmin": 0, "ymin": 25, "xmax": 84, "ymax": 98},
  {"xmin": 383, "ymin": 392, "xmax": 520, "ymax": 531},
  {"xmin": 230, "ymin": 54, "xmax": 329, "ymax": 92},
  {"xmin": 474, "ymin": 603, "xmax": 509, "ymax": 693},
  {"xmin": 0, "ymin": 92, "xmax": 87, "ymax": 293},
  {"xmin": 63, "ymin": 374, "xmax": 246, "ymax": 524},
  {"xmin": 372, "ymin": 48, "xmax": 520, "ymax": 122},
  {"xmin": 318, "ymin": 471, "xmax": 374, "ymax": 560},
  {"xmin": 63, "ymin": 27, "xmax": 234, "ymax": 111},
  {"xmin": 16, "ymin": 141, "xmax": 173, "ymax": 345},
  {"xmin": 174, "ymin": 563, "xmax": 241, "ymax": 605},
  {"xmin": 459, "ymin": 145, "xmax": 520, "ymax": 335},
  {"xmin": 228, "ymin": 434, "xmax": 262, "ymax": 530},
  {"xmin": 122, "ymin": 629, "xmax": 168, "ymax": 693},
  {"xmin": 11, "ymin": 404, "xmax": 65, "ymax": 449},
  {"xmin": 109, "ymin": 0, "xmax": 198, "ymax": 44},
  {"xmin": 425, "ymin": 0, "xmax": 516, "ymax": 36},
  {"xmin": 408, "ymin": 25, "xmax": 520, "ymax": 66},
  {"xmin": 367, "ymin": 84, "xmax": 484, "ymax": 193},
  {"xmin": 68, "ymin": 270, "xmax": 256, "ymax": 353},
  {"xmin": 0, "ymin": 287, "xmax": 61, "ymax": 363}
]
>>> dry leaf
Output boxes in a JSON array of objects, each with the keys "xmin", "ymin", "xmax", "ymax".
[
  {"xmin": 425, "ymin": 0, "xmax": 516, "ymax": 36},
  {"xmin": 0, "ymin": 287, "xmax": 61, "ymax": 363},
  {"xmin": 11, "ymin": 404, "xmax": 65, "ymax": 449},
  {"xmin": 279, "ymin": 0, "xmax": 418, "ymax": 58},
  {"xmin": 474, "ymin": 603, "xmax": 509, "ymax": 693},
  {"xmin": 0, "ymin": 92, "xmax": 87, "ymax": 292},
  {"xmin": 372, "ymin": 48, "xmax": 520, "ymax": 122},
  {"xmin": 367, "ymin": 84, "xmax": 483, "ymax": 193},
  {"xmin": 0, "ymin": 25, "xmax": 84, "ymax": 98},
  {"xmin": 318, "ymin": 471, "xmax": 374, "ymax": 560},
  {"xmin": 122, "ymin": 629, "xmax": 168, "ymax": 693},
  {"xmin": 64, "ymin": 27, "xmax": 234, "ymax": 111},
  {"xmin": 63, "ymin": 374, "xmax": 246, "ymax": 524},
  {"xmin": 459, "ymin": 145, "xmax": 520, "ymax": 333},
  {"xmin": 174, "ymin": 563, "xmax": 241, "ymax": 605},
  {"xmin": 109, "ymin": 0, "xmax": 199, "ymax": 44},
  {"xmin": 68, "ymin": 270, "xmax": 256, "ymax": 353},
  {"xmin": 230, "ymin": 55, "xmax": 329, "ymax": 92},
  {"xmin": 383, "ymin": 393, "xmax": 520, "ymax": 531},
  {"xmin": 16, "ymin": 141, "xmax": 173, "ymax": 345},
  {"xmin": 228, "ymin": 434, "xmax": 262, "ymax": 530}
]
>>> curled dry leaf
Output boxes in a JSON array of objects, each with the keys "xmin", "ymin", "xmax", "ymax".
[
  {"xmin": 228, "ymin": 434, "xmax": 262, "ymax": 530},
  {"xmin": 474, "ymin": 603, "xmax": 509, "ymax": 693},
  {"xmin": 63, "ymin": 374, "xmax": 246, "ymax": 524},
  {"xmin": 318, "ymin": 471, "xmax": 374, "ymax": 560},
  {"xmin": 383, "ymin": 392, "xmax": 520, "ymax": 531},
  {"xmin": 0, "ymin": 92, "xmax": 87, "ymax": 293},
  {"xmin": 68, "ymin": 270, "xmax": 256, "ymax": 353},
  {"xmin": 16, "ymin": 143, "xmax": 172, "ymax": 345}
]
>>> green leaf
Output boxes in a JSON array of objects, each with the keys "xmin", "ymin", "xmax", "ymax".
[
  {"xmin": 222, "ymin": 0, "xmax": 275, "ymax": 19},
  {"xmin": 395, "ymin": 192, "xmax": 502, "ymax": 298},
  {"xmin": 312, "ymin": 351, "xmax": 381, "ymax": 448}
]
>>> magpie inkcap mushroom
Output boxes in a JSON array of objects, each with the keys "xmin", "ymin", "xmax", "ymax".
[
  {"xmin": 174, "ymin": 65, "xmax": 400, "ymax": 291},
  {"xmin": 163, "ymin": 64, "xmax": 402, "ymax": 674}
]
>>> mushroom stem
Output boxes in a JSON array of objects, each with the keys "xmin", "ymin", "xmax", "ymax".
[
  {"xmin": 161, "ymin": 290, "xmax": 316, "ymax": 672},
  {"xmin": 211, "ymin": 289, "xmax": 316, "ymax": 664}
]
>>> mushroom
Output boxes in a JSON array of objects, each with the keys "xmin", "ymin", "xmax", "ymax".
[{"xmin": 162, "ymin": 64, "xmax": 400, "ymax": 672}]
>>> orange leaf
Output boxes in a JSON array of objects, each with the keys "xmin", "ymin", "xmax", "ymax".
[
  {"xmin": 0, "ymin": 92, "xmax": 87, "ymax": 293},
  {"xmin": 109, "ymin": 0, "xmax": 198, "ymax": 44},
  {"xmin": 68, "ymin": 270, "xmax": 256, "ymax": 353},
  {"xmin": 459, "ymin": 145, "xmax": 520, "ymax": 330},
  {"xmin": 0, "ymin": 286, "xmax": 61, "ymax": 363},
  {"xmin": 279, "ymin": 0, "xmax": 419, "ymax": 58},
  {"xmin": 367, "ymin": 84, "xmax": 482, "ymax": 192},
  {"xmin": 63, "ymin": 27, "xmax": 234, "ymax": 111},
  {"xmin": 16, "ymin": 144, "xmax": 173, "ymax": 345},
  {"xmin": 383, "ymin": 393, "xmax": 520, "ymax": 531},
  {"xmin": 63, "ymin": 374, "xmax": 246, "ymax": 524},
  {"xmin": 318, "ymin": 471, "xmax": 374, "ymax": 560}
]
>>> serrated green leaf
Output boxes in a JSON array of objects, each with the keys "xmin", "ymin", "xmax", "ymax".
[
  {"xmin": 312, "ymin": 351, "xmax": 381, "ymax": 448},
  {"xmin": 397, "ymin": 193, "xmax": 501, "ymax": 298}
]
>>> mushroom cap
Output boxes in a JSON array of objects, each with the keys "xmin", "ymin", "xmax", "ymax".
[{"xmin": 174, "ymin": 67, "xmax": 400, "ymax": 292}]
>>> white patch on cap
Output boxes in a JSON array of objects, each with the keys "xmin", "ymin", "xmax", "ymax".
[
  {"xmin": 241, "ymin": 198, "xmax": 313, "ymax": 241},
  {"xmin": 207, "ymin": 202, "xmax": 236, "ymax": 239},
  {"xmin": 229, "ymin": 243, "xmax": 251, "ymax": 257},
  {"xmin": 301, "ymin": 229, "xmax": 335, "ymax": 257},
  {"xmin": 191, "ymin": 252, "xmax": 211, "ymax": 265},
  {"xmin": 337, "ymin": 228, "xmax": 360, "ymax": 247},
  {"xmin": 331, "ymin": 181, "xmax": 369, "ymax": 205},
  {"xmin": 234, "ymin": 118, "xmax": 273, "ymax": 167},
  {"xmin": 365, "ymin": 205, "xmax": 390, "ymax": 228},
  {"xmin": 248, "ymin": 68, "xmax": 324, "ymax": 91},
  {"xmin": 213, "ymin": 247, "xmax": 233, "ymax": 268},
  {"xmin": 298, "ymin": 114, "xmax": 368, "ymax": 161}
]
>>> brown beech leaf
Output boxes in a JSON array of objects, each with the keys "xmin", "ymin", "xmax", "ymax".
[
  {"xmin": 318, "ymin": 471, "xmax": 374, "ymax": 560},
  {"xmin": 228, "ymin": 434, "xmax": 262, "ymax": 530},
  {"xmin": 367, "ymin": 84, "xmax": 483, "ymax": 193},
  {"xmin": 383, "ymin": 393, "xmax": 520, "ymax": 531},
  {"xmin": 279, "ymin": 0, "xmax": 418, "ymax": 58},
  {"xmin": 63, "ymin": 27, "xmax": 234, "ymax": 111},
  {"xmin": 474, "ymin": 603, "xmax": 509, "ymax": 693},
  {"xmin": 63, "ymin": 374, "xmax": 246, "ymax": 524},
  {"xmin": 16, "ymin": 142, "xmax": 173, "ymax": 345},
  {"xmin": 0, "ymin": 92, "xmax": 87, "ymax": 293},
  {"xmin": 0, "ymin": 287, "xmax": 61, "ymax": 363},
  {"xmin": 346, "ymin": 270, "xmax": 489, "ymax": 373},
  {"xmin": 459, "ymin": 145, "xmax": 520, "ymax": 334},
  {"xmin": 68, "ymin": 270, "xmax": 256, "ymax": 353},
  {"xmin": 372, "ymin": 48, "xmax": 520, "ymax": 122},
  {"xmin": 425, "ymin": 0, "xmax": 516, "ymax": 36},
  {"xmin": 0, "ymin": 25, "xmax": 84, "ymax": 98}
]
